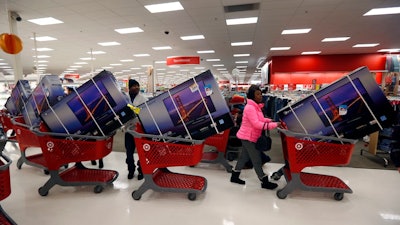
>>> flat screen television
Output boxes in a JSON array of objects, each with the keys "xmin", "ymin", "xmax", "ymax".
[
  {"xmin": 22, "ymin": 75, "xmax": 65, "ymax": 127},
  {"xmin": 40, "ymin": 70, "xmax": 133, "ymax": 135},
  {"xmin": 137, "ymin": 70, "xmax": 234, "ymax": 140},
  {"xmin": 5, "ymin": 80, "xmax": 31, "ymax": 116},
  {"xmin": 278, "ymin": 66, "xmax": 395, "ymax": 139}
]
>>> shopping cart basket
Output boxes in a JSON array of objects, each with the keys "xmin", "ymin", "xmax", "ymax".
[
  {"xmin": 196, "ymin": 129, "xmax": 232, "ymax": 172},
  {"xmin": 10, "ymin": 116, "xmax": 49, "ymax": 173},
  {"xmin": 0, "ymin": 153, "xmax": 17, "ymax": 225},
  {"xmin": 273, "ymin": 128, "xmax": 357, "ymax": 201},
  {"xmin": 31, "ymin": 124, "xmax": 118, "ymax": 196},
  {"xmin": 127, "ymin": 125, "xmax": 207, "ymax": 201},
  {"xmin": 0, "ymin": 110, "xmax": 16, "ymax": 142}
]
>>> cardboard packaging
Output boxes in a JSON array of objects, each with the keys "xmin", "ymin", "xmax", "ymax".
[
  {"xmin": 40, "ymin": 70, "xmax": 133, "ymax": 135},
  {"xmin": 137, "ymin": 70, "xmax": 234, "ymax": 140},
  {"xmin": 278, "ymin": 66, "xmax": 395, "ymax": 139},
  {"xmin": 5, "ymin": 80, "xmax": 32, "ymax": 116},
  {"xmin": 22, "ymin": 75, "xmax": 65, "ymax": 127}
]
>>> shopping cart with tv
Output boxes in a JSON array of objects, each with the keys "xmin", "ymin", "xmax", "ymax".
[
  {"xmin": 31, "ymin": 124, "xmax": 119, "ymax": 196},
  {"xmin": 128, "ymin": 125, "xmax": 207, "ymax": 201},
  {"xmin": 196, "ymin": 128, "xmax": 233, "ymax": 172},
  {"xmin": 0, "ymin": 152, "xmax": 17, "ymax": 225},
  {"xmin": 272, "ymin": 128, "xmax": 357, "ymax": 201}
]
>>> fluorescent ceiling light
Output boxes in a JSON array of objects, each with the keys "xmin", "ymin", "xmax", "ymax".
[
  {"xmin": 87, "ymin": 51, "xmax": 106, "ymax": 54},
  {"xmin": 74, "ymin": 62, "xmax": 88, "ymax": 65},
  {"xmin": 236, "ymin": 66, "xmax": 247, "ymax": 68},
  {"xmin": 80, "ymin": 57, "xmax": 95, "ymax": 60},
  {"xmin": 98, "ymin": 42, "xmax": 120, "ymax": 46},
  {"xmin": 226, "ymin": 17, "xmax": 258, "ymax": 25},
  {"xmin": 206, "ymin": 59, "xmax": 220, "ymax": 62},
  {"xmin": 364, "ymin": 7, "xmax": 400, "ymax": 16},
  {"xmin": 110, "ymin": 63, "xmax": 122, "ymax": 66},
  {"xmin": 197, "ymin": 50, "xmax": 215, "ymax": 54},
  {"xmin": 33, "ymin": 55, "xmax": 51, "ymax": 58},
  {"xmin": 115, "ymin": 27, "xmax": 144, "ymax": 34},
  {"xmin": 70, "ymin": 65, "xmax": 82, "ymax": 68},
  {"xmin": 322, "ymin": 37, "xmax": 350, "ymax": 42},
  {"xmin": 155, "ymin": 61, "xmax": 167, "ymax": 64},
  {"xmin": 378, "ymin": 48, "xmax": 400, "ymax": 52},
  {"xmin": 31, "ymin": 36, "xmax": 57, "ymax": 41},
  {"xmin": 234, "ymin": 54, "xmax": 250, "ymax": 57},
  {"xmin": 145, "ymin": 1, "xmax": 184, "ymax": 13},
  {"xmin": 33, "ymin": 48, "xmax": 53, "ymax": 51},
  {"xmin": 180, "ymin": 35, "xmax": 205, "ymax": 40},
  {"xmin": 134, "ymin": 54, "xmax": 150, "ymax": 57},
  {"xmin": 301, "ymin": 51, "xmax": 321, "ymax": 55},
  {"xmin": 231, "ymin": 42, "xmax": 253, "ymax": 46},
  {"xmin": 195, "ymin": 67, "xmax": 205, "ymax": 69},
  {"xmin": 213, "ymin": 64, "xmax": 224, "ymax": 67},
  {"xmin": 282, "ymin": 28, "xmax": 311, "ymax": 34},
  {"xmin": 152, "ymin": 46, "xmax": 172, "ymax": 50},
  {"xmin": 28, "ymin": 17, "xmax": 63, "ymax": 25},
  {"xmin": 120, "ymin": 59, "xmax": 134, "ymax": 62},
  {"xmin": 270, "ymin": 47, "xmax": 290, "ymax": 51},
  {"xmin": 235, "ymin": 61, "xmax": 248, "ymax": 64},
  {"xmin": 353, "ymin": 43, "xmax": 379, "ymax": 48}
]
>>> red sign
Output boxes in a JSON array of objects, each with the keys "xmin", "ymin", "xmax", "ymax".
[
  {"xmin": 64, "ymin": 73, "xmax": 80, "ymax": 79},
  {"xmin": 166, "ymin": 56, "xmax": 200, "ymax": 65}
]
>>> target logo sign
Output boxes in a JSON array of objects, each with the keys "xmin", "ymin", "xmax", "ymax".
[
  {"xmin": 295, "ymin": 142, "xmax": 303, "ymax": 150},
  {"xmin": 143, "ymin": 143, "xmax": 151, "ymax": 151},
  {"xmin": 46, "ymin": 141, "xmax": 55, "ymax": 152}
]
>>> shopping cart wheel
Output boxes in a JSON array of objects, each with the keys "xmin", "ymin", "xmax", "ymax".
[
  {"xmin": 334, "ymin": 193, "xmax": 344, "ymax": 201},
  {"xmin": 276, "ymin": 189, "xmax": 287, "ymax": 199},
  {"xmin": 188, "ymin": 193, "xmax": 196, "ymax": 201},
  {"xmin": 38, "ymin": 187, "xmax": 49, "ymax": 196},
  {"xmin": 93, "ymin": 185, "xmax": 104, "ymax": 194},
  {"xmin": 132, "ymin": 191, "xmax": 141, "ymax": 200},
  {"xmin": 271, "ymin": 172, "xmax": 281, "ymax": 181}
]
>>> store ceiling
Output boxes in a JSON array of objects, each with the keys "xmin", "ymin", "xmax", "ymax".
[{"xmin": 0, "ymin": 0, "xmax": 400, "ymax": 85}]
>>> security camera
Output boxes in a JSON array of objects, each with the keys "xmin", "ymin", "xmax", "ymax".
[
  {"xmin": 164, "ymin": 31, "xmax": 170, "ymax": 35},
  {"xmin": 10, "ymin": 11, "xmax": 22, "ymax": 22}
]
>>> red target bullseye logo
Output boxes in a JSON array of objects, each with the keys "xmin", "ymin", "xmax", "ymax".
[
  {"xmin": 143, "ymin": 143, "xmax": 151, "ymax": 151},
  {"xmin": 46, "ymin": 141, "xmax": 55, "ymax": 152},
  {"xmin": 295, "ymin": 142, "xmax": 303, "ymax": 150}
]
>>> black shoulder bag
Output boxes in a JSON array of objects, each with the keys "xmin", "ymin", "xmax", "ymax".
[{"xmin": 255, "ymin": 122, "xmax": 272, "ymax": 151}]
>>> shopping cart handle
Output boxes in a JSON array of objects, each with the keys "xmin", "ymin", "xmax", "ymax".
[
  {"xmin": 277, "ymin": 128, "xmax": 358, "ymax": 144},
  {"xmin": 126, "ymin": 129, "xmax": 204, "ymax": 145},
  {"xmin": 30, "ymin": 127, "xmax": 115, "ymax": 140}
]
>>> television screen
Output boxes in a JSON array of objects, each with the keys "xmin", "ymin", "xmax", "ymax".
[
  {"xmin": 278, "ymin": 66, "xmax": 395, "ymax": 139},
  {"xmin": 137, "ymin": 70, "xmax": 234, "ymax": 140},
  {"xmin": 40, "ymin": 70, "xmax": 132, "ymax": 135}
]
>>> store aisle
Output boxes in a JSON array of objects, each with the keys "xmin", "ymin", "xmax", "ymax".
[{"xmin": 1, "ymin": 144, "xmax": 400, "ymax": 225}]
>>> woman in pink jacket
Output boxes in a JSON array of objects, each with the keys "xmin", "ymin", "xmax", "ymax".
[{"xmin": 230, "ymin": 85, "xmax": 280, "ymax": 190}]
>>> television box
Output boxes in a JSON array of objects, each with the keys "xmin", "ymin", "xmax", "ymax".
[
  {"xmin": 5, "ymin": 80, "xmax": 32, "ymax": 116},
  {"xmin": 277, "ymin": 66, "xmax": 395, "ymax": 139},
  {"xmin": 40, "ymin": 70, "xmax": 133, "ymax": 135},
  {"xmin": 137, "ymin": 70, "xmax": 234, "ymax": 140},
  {"xmin": 21, "ymin": 75, "xmax": 65, "ymax": 127}
]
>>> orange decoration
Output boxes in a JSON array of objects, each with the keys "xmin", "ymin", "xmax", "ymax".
[{"xmin": 0, "ymin": 33, "xmax": 23, "ymax": 54}]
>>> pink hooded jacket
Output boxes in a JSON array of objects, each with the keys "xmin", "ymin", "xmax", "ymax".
[{"xmin": 236, "ymin": 99, "xmax": 279, "ymax": 143}]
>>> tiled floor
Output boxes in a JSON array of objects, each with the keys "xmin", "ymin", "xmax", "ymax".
[{"xmin": 1, "ymin": 143, "xmax": 400, "ymax": 225}]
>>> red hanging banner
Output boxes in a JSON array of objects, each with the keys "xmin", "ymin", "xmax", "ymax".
[{"xmin": 166, "ymin": 56, "xmax": 200, "ymax": 65}]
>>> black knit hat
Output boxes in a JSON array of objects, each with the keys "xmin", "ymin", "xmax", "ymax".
[{"xmin": 128, "ymin": 79, "xmax": 139, "ymax": 88}]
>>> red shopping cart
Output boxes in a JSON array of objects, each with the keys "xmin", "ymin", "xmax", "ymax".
[
  {"xmin": 197, "ymin": 129, "xmax": 233, "ymax": 172},
  {"xmin": 31, "ymin": 124, "xmax": 119, "ymax": 196},
  {"xmin": 128, "ymin": 125, "xmax": 207, "ymax": 201},
  {"xmin": 0, "ymin": 153, "xmax": 17, "ymax": 225},
  {"xmin": 272, "ymin": 128, "xmax": 357, "ymax": 201},
  {"xmin": 9, "ymin": 115, "xmax": 49, "ymax": 173}
]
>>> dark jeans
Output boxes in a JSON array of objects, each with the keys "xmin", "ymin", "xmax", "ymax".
[{"xmin": 125, "ymin": 132, "xmax": 137, "ymax": 171}]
